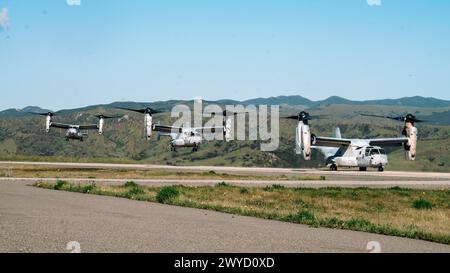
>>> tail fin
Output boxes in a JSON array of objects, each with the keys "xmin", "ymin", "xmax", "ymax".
[{"xmin": 335, "ymin": 127, "xmax": 341, "ymax": 139}]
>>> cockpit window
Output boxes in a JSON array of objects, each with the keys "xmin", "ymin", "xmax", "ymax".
[
  {"xmin": 370, "ymin": 149, "xmax": 380, "ymax": 155},
  {"xmin": 379, "ymin": 149, "xmax": 386, "ymax": 154}
]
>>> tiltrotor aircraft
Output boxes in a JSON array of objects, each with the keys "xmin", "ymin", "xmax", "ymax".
[
  {"xmin": 283, "ymin": 112, "xmax": 422, "ymax": 171},
  {"xmin": 29, "ymin": 112, "xmax": 120, "ymax": 141},
  {"xmin": 116, "ymin": 107, "xmax": 234, "ymax": 152}
]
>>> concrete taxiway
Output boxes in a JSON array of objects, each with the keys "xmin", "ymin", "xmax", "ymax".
[
  {"xmin": 1, "ymin": 180, "xmax": 449, "ymax": 253},
  {"xmin": 1, "ymin": 161, "xmax": 449, "ymax": 189},
  {"xmin": 2, "ymin": 160, "xmax": 450, "ymax": 179},
  {"xmin": 1, "ymin": 177, "xmax": 450, "ymax": 189}
]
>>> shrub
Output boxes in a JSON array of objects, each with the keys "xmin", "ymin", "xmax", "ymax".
[
  {"xmin": 124, "ymin": 181, "xmax": 139, "ymax": 188},
  {"xmin": 413, "ymin": 198, "xmax": 434, "ymax": 210},
  {"xmin": 156, "ymin": 187, "xmax": 180, "ymax": 204},
  {"xmin": 216, "ymin": 181, "xmax": 228, "ymax": 187},
  {"xmin": 127, "ymin": 186, "xmax": 145, "ymax": 196},
  {"xmin": 54, "ymin": 180, "xmax": 68, "ymax": 190},
  {"xmin": 240, "ymin": 188, "xmax": 249, "ymax": 194},
  {"xmin": 271, "ymin": 184, "xmax": 285, "ymax": 190},
  {"xmin": 296, "ymin": 209, "xmax": 316, "ymax": 222},
  {"xmin": 82, "ymin": 183, "xmax": 96, "ymax": 193},
  {"xmin": 285, "ymin": 209, "xmax": 316, "ymax": 224}
]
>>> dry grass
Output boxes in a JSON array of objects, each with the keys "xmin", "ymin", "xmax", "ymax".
[
  {"xmin": 0, "ymin": 165, "xmax": 323, "ymax": 181},
  {"xmin": 33, "ymin": 181, "xmax": 450, "ymax": 244}
]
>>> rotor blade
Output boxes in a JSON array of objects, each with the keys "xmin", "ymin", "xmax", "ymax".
[
  {"xmin": 96, "ymin": 114, "xmax": 122, "ymax": 119},
  {"xmin": 360, "ymin": 113, "xmax": 405, "ymax": 121},
  {"xmin": 360, "ymin": 113, "xmax": 425, "ymax": 123},
  {"xmin": 116, "ymin": 107, "xmax": 162, "ymax": 115},
  {"xmin": 207, "ymin": 110, "xmax": 244, "ymax": 116},
  {"xmin": 26, "ymin": 111, "xmax": 54, "ymax": 116},
  {"xmin": 360, "ymin": 113, "xmax": 394, "ymax": 119},
  {"xmin": 281, "ymin": 115, "xmax": 300, "ymax": 120},
  {"xmin": 281, "ymin": 111, "xmax": 314, "ymax": 121},
  {"xmin": 115, "ymin": 107, "xmax": 147, "ymax": 114}
]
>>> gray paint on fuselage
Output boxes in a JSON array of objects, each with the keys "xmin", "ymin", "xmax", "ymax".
[{"xmin": 312, "ymin": 129, "xmax": 388, "ymax": 168}]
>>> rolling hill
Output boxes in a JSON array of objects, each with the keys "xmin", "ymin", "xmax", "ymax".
[
  {"xmin": 0, "ymin": 96, "xmax": 449, "ymax": 172},
  {"xmin": 2, "ymin": 95, "xmax": 450, "ymax": 117}
]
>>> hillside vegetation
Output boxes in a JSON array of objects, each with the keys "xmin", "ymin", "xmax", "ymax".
[{"xmin": 0, "ymin": 99, "xmax": 449, "ymax": 172}]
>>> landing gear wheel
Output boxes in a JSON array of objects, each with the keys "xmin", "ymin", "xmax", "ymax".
[
  {"xmin": 330, "ymin": 164, "xmax": 338, "ymax": 171},
  {"xmin": 80, "ymin": 138, "xmax": 83, "ymax": 142},
  {"xmin": 170, "ymin": 146, "xmax": 176, "ymax": 152},
  {"xmin": 192, "ymin": 145, "xmax": 199, "ymax": 152},
  {"xmin": 378, "ymin": 166, "xmax": 384, "ymax": 172},
  {"xmin": 65, "ymin": 138, "xmax": 69, "ymax": 141},
  {"xmin": 359, "ymin": 167, "xmax": 367, "ymax": 171}
]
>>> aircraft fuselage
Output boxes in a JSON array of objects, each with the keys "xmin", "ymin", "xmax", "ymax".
[
  {"xmin": 315, "ymin": 140, "xmax": 389, "ymax": 171},
  {"xmin": 65, "ymin": 128, "xmax": 85, "ymax": 141}
]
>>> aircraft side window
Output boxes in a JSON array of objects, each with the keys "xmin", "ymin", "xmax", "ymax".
[
  {"xmin": 365, "ymin": 149, "xmax": 370, "ymax": 156},
  {"xmin": 371, "ymin": 149, "xmax": 380, "ymax": 155}
]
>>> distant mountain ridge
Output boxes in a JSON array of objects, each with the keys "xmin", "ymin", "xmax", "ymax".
[
  {"xmin": 239, "ymin": 95, "xmax": 450, "ymax": 108},
  {"xmin": 0, "ymin": 106, "xmax": 53, "ymax": 117},
  {"xmin": 1, "ymin": 95, "xmax": 449, "ymax": 117}
]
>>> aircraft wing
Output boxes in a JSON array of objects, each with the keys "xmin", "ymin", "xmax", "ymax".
[
  {"xmin": 78, "ymin": 124, "xmax": 99, "ymax": 130},
  {"xmin": 193, "ymin": 126, "xmax": 224, "ymax": 134},
  {"xmin": 313, "ymin": 136, "xmax": 352, "ymax": 147},
  {"xmin": 368, "ymin": 137, "xmax": 409, "ymax": 147},
  {"xmin": 154, "ymin": 125, "xmax": 182, "ymax": 133},
  {"xmin": 49, "ymin": 122, "xmax": 72, "ymax": 129}
]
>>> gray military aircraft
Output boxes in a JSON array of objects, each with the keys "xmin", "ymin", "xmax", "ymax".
[
  {"xmin": 29, "ymin": 112, "xmax": 119, "ymax": 141},
  {"xmin": 116, "ymin": 107, "xmax": 233, "ymax": 152},
  {"xmin": 283, "ymin": 112, "xmax": 421, "ymax": 171}
]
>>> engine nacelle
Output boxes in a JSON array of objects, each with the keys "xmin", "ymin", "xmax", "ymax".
[
  {"xmin": 45, "ymin": 115, "xmax": 51, "ymax": 132},
  {"xmin": 295, "ymin": 122, "xmax": 312, "ymax": 160},
  {"xmin": 224, "ymin": 116, "xmax": 232, "ymax": 142},
  {"xmin": 145, "ymin": 113, "xmax": 153, "ymax": 140},
  {"xmin": 98, "ymin": 118, "xmax": 104, "ymax": 135},
  {"xmin": 404, "ymin": 122, "xmax": 417, "ymax": 160}
]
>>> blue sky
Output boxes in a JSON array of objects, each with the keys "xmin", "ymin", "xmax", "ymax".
[{"xmin": 0, "ymin": 0, "xmax": 449, "ymax": 110}]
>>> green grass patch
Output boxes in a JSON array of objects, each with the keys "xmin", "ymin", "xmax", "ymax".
[
  {"xmin": 156, "ymin": 186, "xmax": 180, "ymax": 204},
  {"xmin": 239, "ymin": 187, "xmax": 249, "ymax": 194},
  {"xmin": 54, "ymin": 180, "xmax": 68, "ymax": 190},
  {"xmin": 127, "ymin": 186, "xmax": 145, "ymax": 196},
  {"xmin": 271, "ymin": 184, "xmax": 286, "ymax": 190},
  {"xmin": 413, "ymin": 198, "xmax": 434, "ymax": 210},
  {"xmin": 81, "ymin": 183, "xmax": 96, "ymax": 193},
  {"xmin": 123, "ymin": 181, "xmax": 139, "ymax": 188},
  {"xmin": 284, "ymin": 209, "xmax": 317, "ymax": 224}
]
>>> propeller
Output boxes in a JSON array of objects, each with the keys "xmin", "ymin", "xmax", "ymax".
[
  {"xmin": 26, "ymin": 111, "xmax": 55, "ymax": 117},
  {"xmin": 209, "ymin": 110, "xmax": 246, "ymax": 117},
  {"xmin": 282, "ymin": 111, "xmax": 314, "ymax": 121},
  {"xmin": 360, "ymin": 113, "xmax": 425, "ymax": 123},
  {"xmin": 116, "ymin": 107, "xmax": 162, "ymax": 115},
  {"xmin": 95, "ymin": 114, "xmax": 122, "ymax": 119}
]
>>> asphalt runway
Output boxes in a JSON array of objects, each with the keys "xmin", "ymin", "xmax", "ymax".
[{"xmin": 1, "ymin": 180, "xmax": 449, "ymax": 253}]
